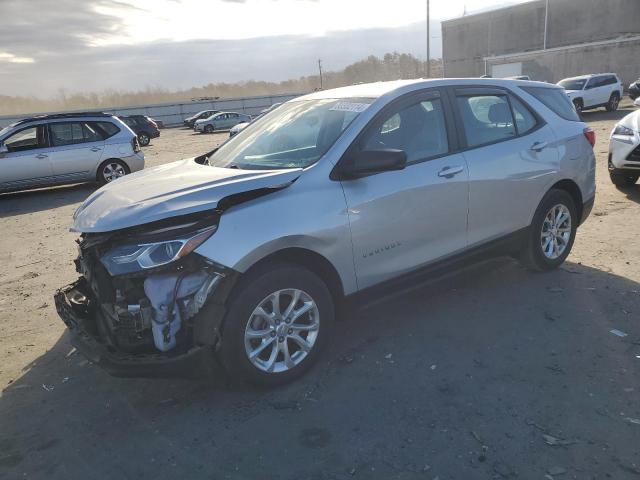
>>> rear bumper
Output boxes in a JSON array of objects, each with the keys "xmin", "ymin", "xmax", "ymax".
[
  {"xmin": 54, "ymin": 281, "xmax": 213, "ymax": 378},
  {"xmin": 122, "ymin": 152, "xmax": 145, "ymax": 173}
]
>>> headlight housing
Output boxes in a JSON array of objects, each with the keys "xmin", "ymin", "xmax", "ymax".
[
  {"xmin": 100, "ymin": 226, "xmax": 217, "ymax": 275},
  {"xmin": 613, "ymin": 124, "xmax": 635, "ymax": 136}
]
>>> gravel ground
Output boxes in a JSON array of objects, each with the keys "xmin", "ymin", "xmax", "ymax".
[{"xmin": 1, "ymin": 108, "xmax": 640, "ymax": 480}]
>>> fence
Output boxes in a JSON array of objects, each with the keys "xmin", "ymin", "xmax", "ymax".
[{"xmin": 0, "ymin": 92, "xmax": 304, "ymax": 128}]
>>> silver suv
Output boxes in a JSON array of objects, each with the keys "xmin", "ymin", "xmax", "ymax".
[
  {"xmin": 0, "ymin": 113, "xmax": 144, "ymax": 193},
  {"xmin": 55, "ymin": 79, "xmax": 596, "ymax": 385}
]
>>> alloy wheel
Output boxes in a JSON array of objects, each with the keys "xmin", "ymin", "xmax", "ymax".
[
  {"xmin": 540, "ymin": 204, "xmax": 572, "ymax": 259},
  {"xmin": 102, "ymin": 162, "xmax": 126, "ymax": 182},
  {"xmin": 244, "ymin": 288, "xmax": 320, "ymax": 373}
]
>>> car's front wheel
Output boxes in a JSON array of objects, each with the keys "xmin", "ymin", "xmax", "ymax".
[
  {"xmin": 204, "ymin": 124, "xmax": 215, "ymax": 134},
  {"xmin": 219, "ymin": 263, "xmax": 334, "ymax": 386},
  {"xmin": 520, "ymin": 189, "xmax": 577, "ymax": 271},
  {"xmin": 573, "ymin": 98, "xmax": 583, "ymax": 115},
  {"xmin": 606, "ymin": 93, "xmax": 620, "ymax": 112}
]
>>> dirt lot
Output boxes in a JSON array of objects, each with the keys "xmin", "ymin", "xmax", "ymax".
[{"xmin": 1, "ymin": 109, "xmax": 640, "ymax": 480}]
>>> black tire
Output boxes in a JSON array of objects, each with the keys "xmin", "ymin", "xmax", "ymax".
[
  {"xmin": 610, "ymin": 171, "xmax": 639, "ymax": 187},
  {"xmin": 204, "ymin": 124, "xmax": 214, "ymax": 134},
  {"xmin": 605, "ymin": 93, "xmax": 620, "ymax": 112},
  {"xmin": 97, "ymin": 159, "xmax": 130, "ymax": 185},
  {"xmin": 138, "ymin": 133, "xmax": 150, "ymax": 146},
  {"xmin": 218, "ymin": 263, "xmax": 334, "ymax": 386},
  {"xmin": 519, "ymin": 189, "xmax": 577, "ymax": 272},
  {"xmin": 573, "ymin": 98, "xmax": 583, "ymax": 115}
]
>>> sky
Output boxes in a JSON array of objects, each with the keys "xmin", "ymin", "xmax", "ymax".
[{"xmin": 0, "ymin": 0, "xmax": 532, "ymax": 97}]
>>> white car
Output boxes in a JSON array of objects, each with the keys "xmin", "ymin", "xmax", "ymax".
[
  {"xmin": 609, "ymin": 109, "xmax": 640, "ymax": 186},
  {"xmin": 0, "ymin": 113, "xmax": 144, "ymax": 193},
  {"xmin": 558, "ymin": 73, "xmax": 623, "ymax": 114}
]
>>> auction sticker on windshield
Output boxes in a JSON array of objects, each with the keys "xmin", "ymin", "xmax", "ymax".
[{"xmin": 330, "ymin": 102, "xmax": 370, "ymax": 113}]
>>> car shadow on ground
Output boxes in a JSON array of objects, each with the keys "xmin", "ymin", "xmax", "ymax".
[
  {"xmin": 614, "ymin": 183, "xmax": 640, "ymax": 205},
  {"xmin": 581, "ymin": 106, "xmax": 635, "ymax": 123},
  {"xmin": 0, "ymin": 183, "xmax": 96, "ymax": 218},
  {"xmin": 2, "ymin": 258, "xmax": 640, "ymax": 479}
]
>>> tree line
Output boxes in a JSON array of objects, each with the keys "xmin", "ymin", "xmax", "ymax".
[{"xmin": 0, "ymin": 53, "xmax": 443, "ymax": 115}]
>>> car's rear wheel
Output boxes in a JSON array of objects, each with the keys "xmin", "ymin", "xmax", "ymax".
[
  {"xmin": 520, "ymin": 189, "xmax": 577, "ymax": 271},
  {"xmin": 218, "ymin": 263, "xmax": 334, "ymax": 386},
  {"xmin": 610, "ymin": 171, "xmax": 639, "ymax": 187},
  {"xmin": 98, "ymin": 159, "xmax": 130, "ymax": 185},
  {"xmin": 606, "ymin": 93, "xmax": 620, "ymax": 112},
  {"xmin": 138, "ymin": 133, "xmax": 150, "ymax": 146},
  {"xmin": 204, "ymin": 125, "xmax": 214, "ymax": 134}
]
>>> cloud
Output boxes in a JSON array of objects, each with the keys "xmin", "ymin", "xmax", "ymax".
[
  {"xmin": 0, "ymin": 53, "xmax": 35, "ymax": 64},
  {"xmin": 0, "ymin": 0, "xmax": 135, "ymax": 59},
  {"xmin": 0, "ymin": 20, "xmax": 441, "ymax": 97}
]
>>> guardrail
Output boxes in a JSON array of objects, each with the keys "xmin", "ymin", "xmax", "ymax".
[{"xmin": 0, "ymin": 92, "xmax": 304, "ymax": 128}]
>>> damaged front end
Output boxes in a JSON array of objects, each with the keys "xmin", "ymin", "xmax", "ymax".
[{"xmin": 54, "ymin": 211, "xmax": 237, "ymax": 377}]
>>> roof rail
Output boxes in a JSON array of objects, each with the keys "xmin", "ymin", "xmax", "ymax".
[{"xmin": 12, "ymin": 111, "xmax": 112, "ymax": 126}]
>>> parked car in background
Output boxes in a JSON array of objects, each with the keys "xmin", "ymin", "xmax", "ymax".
[
  {"xmin": 557, "ymin": 74, "xmax": 622, "ymax": 113},
  {"xmin": 628, "ymin": 78, "xmax": 640, "ymax": 101},
  {"xmin": 194, "ymin": 112, "xmax": 251, "ymax": 133},
  {"xmin": 228, "ymin": 103, "xmax": 283, "ymax": 138},
  {"xmin": 229, "ymin": 121, "xmax": 249, "ymax": 138},
  {"xmin": 507, "ymin": 75, "xmax": 531, "ymax": 80},
  {"xmin": 56, "ymin": 78, "xmax": 595, "ymax": 385},
  {"xmin": 0, "ymin": 112, "xmax": 144, "ymax": 193},
  {"xmin": 183, "ymin": 110, "xmax": 219, "ymax": 128},
  {"xmin": 118, "ymin": 115, "xmax": 160, "ymax": 146},
  {"xmin": 608, "ymin": 109, "xmax": 640, "ymax": 187}
]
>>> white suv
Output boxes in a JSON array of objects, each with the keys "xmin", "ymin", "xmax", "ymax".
[
  {"xmin": 557, "ymin": 74, "xmax": 623, "ymax": 114},
  {"xmin": 0, "ymin": 113, "xmax": 144, "ymax": 193}
]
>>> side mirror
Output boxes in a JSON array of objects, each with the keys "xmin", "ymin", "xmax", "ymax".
[{"xmin": 338, "ymin": 149, "xmax": 407, "ymax": 179}]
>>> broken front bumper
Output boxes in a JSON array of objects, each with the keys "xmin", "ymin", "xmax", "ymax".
[{"xmin": 54, "ymin": 280, "xmax": 217, "ymax": 378}]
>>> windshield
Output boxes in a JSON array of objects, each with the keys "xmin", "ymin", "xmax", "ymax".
[
  {"xmin": 208, "ymin": 98, "xmax": 373, "ymax": 169},
  {"xmin": 558, "ymin": 79, "xmax": 587, "ymax": 90}
]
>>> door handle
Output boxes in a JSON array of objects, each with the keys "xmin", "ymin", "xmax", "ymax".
[
  {"xmin": 438, "ymin": 165, "xmax": 464, "ymax": 178},
  {"xmin": 530, "ymin": 141, "xmax": 548, "ymax": 152},
  {"xmin": 36, "ymin": 154, "xmax": 48, "ymax": 159},
  {"xmin": 90, "ymin": 147, "xmax": 102, "ymax": 152}
]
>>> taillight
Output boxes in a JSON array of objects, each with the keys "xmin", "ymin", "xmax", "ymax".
[
  {"xmin": 583, "ymin": 127, "xmax": 596, "ymax": 148},
  {"xmin": 146, "ymin": 117, "xmax": 158, "ymax": 128},
  {"xmin": 132, "ymin": 137, "xmax": 141, "ymax": 153}
]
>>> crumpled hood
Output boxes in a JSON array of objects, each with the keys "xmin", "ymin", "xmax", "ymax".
[
  {"xmin": 72, "ymin": 158, "xmax": 302, "ymax": 233},
  {"xmin": 619, "ymin": 109, "xmax": 640, "ymax": 131}
]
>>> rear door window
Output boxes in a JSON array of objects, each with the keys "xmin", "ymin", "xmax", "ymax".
[
  {"xmin": 49, "ymin": 122, "xmax": 85, "ymax": 147},
  {"xmin": 510, "ymin": 96, "xmax": 538, "ymax": 135},
  {"xmin": 456, "ymin": 94, "xmax": 516, "ymax": 147}
]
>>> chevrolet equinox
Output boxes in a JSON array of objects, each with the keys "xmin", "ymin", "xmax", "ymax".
[{"xmin": 55, "ymin": 79, "xmax": 596, "ymax": 385}]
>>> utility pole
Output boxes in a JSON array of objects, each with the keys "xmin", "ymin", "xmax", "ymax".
[
  {"xmin": 543, "ymin": 0, "xmax": 549, "ymax": 50},
  {"xmin": 426, "ymin": 0, "xmax": 431, "ymax": 78},
  {"xmin": 318, "ymin": 59, "xmax": 323, "ymax": 90}
]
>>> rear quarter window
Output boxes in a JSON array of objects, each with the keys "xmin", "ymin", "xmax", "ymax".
[
  {"xmin": 92, "ymin": 121, "xmax": 121, "ymax": 139},
  {"xmin": 521, "ymin": 86, "xmax": 581, "ymax": 122}
]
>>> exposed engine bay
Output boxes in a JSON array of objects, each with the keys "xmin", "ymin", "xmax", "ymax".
[{"xmin": 56, "ymin": 210, "xmax": 235, "ymax": 364}]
